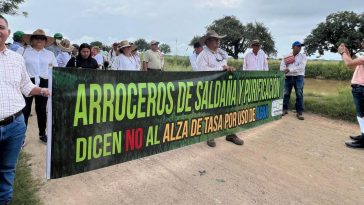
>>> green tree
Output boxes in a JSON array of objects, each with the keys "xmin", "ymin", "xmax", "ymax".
[
  {"xmin": 304, "ymin": 11, "xmax": 364, "ymax": 57},
  {"xmin": 205, "ymin": 16, "xmax": 276, "ymax": 59},
  {"xmin": 189, "ymin": 36, "xmax": 202, "ymax": 46},
  {"xmin": 0, "ymin": 0, "xmax": 27, "ymax": 16},
  {"xmin": 159, "ymin": 43, "xmax": 171, "ymax": 54},
  {"xmin": 133, "ymin": 39, "xmax": 149, "ymax": 52},
  {"xmin": 90, "ymin": 41, "xmax": 103, "ymax": 48}
]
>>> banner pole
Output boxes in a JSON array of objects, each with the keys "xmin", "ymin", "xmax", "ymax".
[{"xmin": 46, "ymin": 67, "xmax": 53, "ymax": 179}]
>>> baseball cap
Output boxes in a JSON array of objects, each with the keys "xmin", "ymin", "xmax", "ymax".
[
  {"xmin": 53, "ymin": 33, "xmax": 63, "ymax": 39},
  {"xmin": 150, "ymin": 40, "xmax": 159, "ymax": 45},
  {"xmin": 13, "ymin": 31, "xmax": 24, "ymax": 39},
  {"xmin": 292, "ymin": 41, "xmax": 304, "ymax": 47}
]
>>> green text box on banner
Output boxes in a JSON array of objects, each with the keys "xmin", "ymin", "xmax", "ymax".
[{"xmin": 48, "ymin": 68, "xmax": 284, "ymax": 179}]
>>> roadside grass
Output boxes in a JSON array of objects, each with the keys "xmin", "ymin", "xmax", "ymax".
[{"xmin": 12, "ymin": 152, "xmax": 42, "ymax": 205}]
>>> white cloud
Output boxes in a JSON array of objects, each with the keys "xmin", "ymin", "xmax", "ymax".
[
  {"xmin": 193, "ymin": 0, "xmax": 243, "ymax": 8},
  {"xmin": 72, "ymin": 35, "xmax": 97, "ymax": 45}
]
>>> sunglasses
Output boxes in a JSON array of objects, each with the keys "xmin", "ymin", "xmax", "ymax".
[{"xmin": 31, "ymin": 35, "xmax": 47, "ymax": 41}]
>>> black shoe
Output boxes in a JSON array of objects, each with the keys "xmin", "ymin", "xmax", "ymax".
[
  {"xmin": 39, "ymin": 135, "xmax": 47, "ymax": 143},
  {"xmin": 345, "ymin": 140, "xmax": 364, "ymax": 148},
  {"xmin": 296, "ymin": 113, "xmax": 304, "ymax": 120},
  {"xmin": 226, "ymin": 134, "xmax": 244, "ymax": 145},
  {"xmin": 206, "ymin": 139, "xmax": 216, "ymax": 147},
  {"xmin": 350, "ymin": 134, "xmax": 362, "ymax": 141},
  {"xmin": 282, "ymin": 109, "xmax": 288, "ymax": 116}
]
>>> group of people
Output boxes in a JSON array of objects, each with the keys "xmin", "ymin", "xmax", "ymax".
[{"xmin": 1, "ymin": 13, "xmax": 364, "ymax": 205}]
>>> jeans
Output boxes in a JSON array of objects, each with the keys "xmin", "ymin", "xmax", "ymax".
[
  {"xmin": 0, "ymin": 114, "xmax": 26, "ymax": 204},
  {"xmin": 352, "ymin": 85, "xmax": 364, "ymax": 117},
  {"xmin": 283, "ymin": 75, "xmax": 304, "ymax": 113},
  {"xmin": 23, "ymin": 77, "xmax": 48, "ymax": 136}
]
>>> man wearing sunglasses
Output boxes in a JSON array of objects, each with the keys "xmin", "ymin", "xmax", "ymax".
[
  {"xmin": 280, "ymin": 41, "xmax": 307, "ymax": 120},
  {"xmin": 196, "ymin": 30, "xmax": 244, "ymax": 147}
]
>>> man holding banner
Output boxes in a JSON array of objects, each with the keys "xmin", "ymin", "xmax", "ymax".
[
  {"xmin": 0, "ymin": 15, "xmax": 50, "ymax": 205},
  {"xmin": 280, "ymin": 41, "xmax": 307, "ymax": 120},
  {"xmin": 196, "ymin": 30, "xmax": 244, "ymax": 147}
]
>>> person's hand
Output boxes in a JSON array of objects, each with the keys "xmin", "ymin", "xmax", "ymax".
[
  {"xmin": 40, "ymin": 88, "xmax": 50, "ymax": 97},
  {"xmin": 284, "ymin": 68, "xmax": 290, "ymax": 74},
  {"xmin": 338, "ymin": 43, "xmax": 349, "ymax": 55},
  {"xmin": 223, "ymin": 65, "xmax": 236, "ymax": 72}
]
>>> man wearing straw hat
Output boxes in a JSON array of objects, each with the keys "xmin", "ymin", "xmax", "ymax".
[
  {"xmin": 0, "ymin": 15, "xmax": 50, "ymax": 205},
  {"xmin": 243, "ymin": 39, "xmax": 269, "ymax": 71},
  {"xmin": 143, "ymin": 40, "xmax": 164, "ymax": 71},
  {"xmin": 196, "ymin": 30, "xmax": 244, "ymax": 147},
  {"xmin": 56, "ymin": 39, "xmax": 74, "ymax": 67}
]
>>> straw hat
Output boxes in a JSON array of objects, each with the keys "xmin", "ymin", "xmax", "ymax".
[
  {"xmin": 22, "ymin": 29, "xmax": 55, "ymax": 47},
  {"xmin": 250, "ymin": 39, "xmax": 261, "ymax": 46},
  {"xmin": 200, "ymin": 30, "xmax": 226, "ymax": 43},
  {"xmin": 57, "ymin": 39, "xmax": 74, "ymax": 52},
  {"xmin": 119, "ymin": 40, "xmax": 131, "ymax": 49}
]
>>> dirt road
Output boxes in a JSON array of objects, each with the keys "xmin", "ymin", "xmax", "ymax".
[{"xmin": 23, "ymin": 113, "xmax": 364, "ymax": 205}]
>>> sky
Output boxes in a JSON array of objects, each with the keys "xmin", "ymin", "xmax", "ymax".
[{"xmin": 4, "ymin": 0, "xmax": 363, "ymax": 60}]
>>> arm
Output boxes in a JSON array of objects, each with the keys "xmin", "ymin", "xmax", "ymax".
[
  {"xmin": 189, "ymin": 55, "xmax": 198, "ymax": 71},
  {"xmin": 143, "ymin": 61, "xmax": 148, "ymax": 71},
  {"xmin": 288, "ymin": 55, "xmax": 307, "ymax": 73}
]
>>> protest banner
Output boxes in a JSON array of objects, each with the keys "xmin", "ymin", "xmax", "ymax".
[{"xmin": 47, "ymin": 68, "xmax": 284, "ymax": 179}]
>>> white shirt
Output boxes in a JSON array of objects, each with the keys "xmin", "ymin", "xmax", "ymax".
[
  {"xmin": 196, "ymin": 48, "xmax": 227, "ymax": 71},
  {"xmin": 17, "ymin": 47, "xmax": 58, "ymax": 85},
  {"xmin": 243, "ymin": 49, "xmax": 268, "ymax": 71},
  {"xmin": 93, "ymin": 53, "xmax": 104, "ymax": 67},
  {"xmin": 111, "ymin": 54, "xmax": 140, "ymax": 71},
  {"xmin": 189, "ymin": 52, "xmax": 198, "ymax": 71},
  {"xmin": 280, "ymin": 52, "xmax": 307, "ymax": 76},
  {"xmin": 56, "ymin": 51, "xmax": 71, "ymax": 67},
  {"xmin": 108, "ymin": 49, "xmax": 118, "ymax": 63},
  {"xmin": 0, "ymin": 48, "xmax": 36, "ymax": 119}
]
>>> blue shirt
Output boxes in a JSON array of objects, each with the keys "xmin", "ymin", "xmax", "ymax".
[{"xmin": 8, "ymin": 42, "xmax": 23, "ymax": 52}]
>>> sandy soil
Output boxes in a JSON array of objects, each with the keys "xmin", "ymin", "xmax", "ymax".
[{"xmin": 23, "ymin": 112, "xmax": 364, "ymax": 205}]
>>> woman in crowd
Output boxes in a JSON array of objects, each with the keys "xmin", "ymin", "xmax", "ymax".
[
  {"xmin": 66, "ymin": 43, "xmax": 99, "ymax": 69},
  {"xmin": 56, "ymin": 39, "xmax": 74, "ymax": 67},
  {"xmin": 17, "ymin": 29, "xmax": 58, "ymax": 143},
  {"xmin": 111, "ymin": 40, "xmax": 140, "ymax": 71}
]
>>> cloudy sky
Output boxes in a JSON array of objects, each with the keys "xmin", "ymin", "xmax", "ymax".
[{"xmin": 5, "ymin": 0, "xmax": 363, "ymax": 59}]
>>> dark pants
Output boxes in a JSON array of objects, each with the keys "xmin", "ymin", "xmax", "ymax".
[
  {"xmin": 22, "ymin": 78, "xmax": 48, "ymax": 136},
  {"xmin": 0, "ymin": 114, "xmax": 26, "ymax": 204},
  {"xmin": 283, "ymin": 75, "xmax": 304, "ymax": 114},
  {"xmin": 352, "ymin": 84, "xmax": 364, "ymax": 117}
]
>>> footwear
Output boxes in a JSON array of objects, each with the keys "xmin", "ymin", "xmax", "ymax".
[
  {"xmin": 282, "ymin": 109, "xmax": 288, "ymax": 116},
  {"xmin": 350, "ymin": 134, "xmax": 362, "ymax": 141},
  {"xmin": 39, "ymin": 135, "xmax": 47, "ymax": 143},
  {"xmin": 345, "ymin": 140, "xmax": 364, "ymax": 148},
  {"xmin": 296, "ymin": 113, "xmax": 304, "ymax": 120},
  {"xmin": 206, "ymin": 139, "xmax": 216, "ymax": 147},
  {"xmin": 226, "ymin": 134, "xmax": 244, "ymax": 145}
]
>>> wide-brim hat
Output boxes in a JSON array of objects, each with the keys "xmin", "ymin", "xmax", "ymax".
[
  {"xmin": 130, "ymin": 44, "xmax": 138, "ymax": 51},
  {"xmin": 119, "ymin": 40, "xmax": 131, "ymax": 49},
  {"xmin": 200, "ymin": 30, "xmax": 226, "ymax": 44},
  {"xmin": 250, "ymin": 39, "xmax": 261, "ymax": 46},
  {"xmin": 57, "ymin": 38, "xmax": 74, "ymax": 52},
  {"xmin": 22, "ymin": 29, "xmax": 55, "ymax": 47}
]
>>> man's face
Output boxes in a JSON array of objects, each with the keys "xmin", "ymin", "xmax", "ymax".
[
  {"xmin": 91, "ymin": 48, "xmax": 98, "ymax": 55},
  {"xmin": 151, "ymin": 44, "xmax": 158, "ymax": 50},
  {"xmin": 195, "ymin": 47, "xmax": 203, "ymax": 54},
  {"xmin": 251, "ymin": 44, "xmax": 261, "ymax": 53},
  {"xmin": 206, "ymin": 38, "xmax": 220, "ymax": 50},
  {"xmin": 0, "ymin": 18, "xmax": 10, "ymax": 49},
  {"xmin": 293, "ymin": 45, "xmax": 302, "ymax": 53}
]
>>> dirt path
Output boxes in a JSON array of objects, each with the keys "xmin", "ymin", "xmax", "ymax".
[{"xmin": 23, "ymin": 112, "xmax": 364, "ymax": 205}]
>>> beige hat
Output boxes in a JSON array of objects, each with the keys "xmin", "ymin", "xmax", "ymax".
[
  {"xmin": 119, "ymin": 40, "xmax": 132, "ymax": 49},
  {"xmin": 150, "ymin": 40, "xmax": 159, "ymax": 45},
  {"xmin": 201, "ymin": 30, "xmax": 226, "ymax": 43},
  {"xmin": 250, "ymin": 39, "xmax": 261, "ymax": 46},
  {"xmin": 57, "ymin": 39, "xmax": 74, "ymax": 52},
  {"xmin": 22, "ymin": 29, "xmax": 55, "ymax": 47}
]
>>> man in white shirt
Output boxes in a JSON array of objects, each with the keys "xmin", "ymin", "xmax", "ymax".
[
  {"xmin": 280, "ymin": 41, "xmax": 307, "ymax": 120},
  {"xmin": 0, "ymin": 15, "xmax": 50, "ymax": 205},
  {"xmin": 189, "ymin": 42, "xmax": 203, "ymax": 71},
  {"xmin": 143, "ymin": 40, "xmax": 164, "ymax": 71},
  {"xmin": 196, "ymin": 30, "xmax": 244, "ymax": 147},
  {"xmin": 91, "ymin": 46, "xmax": 103, "ymax": 69},
  {"xmin": 243, "ymin": 39, "xmax": 269, "ymax": 71}
]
